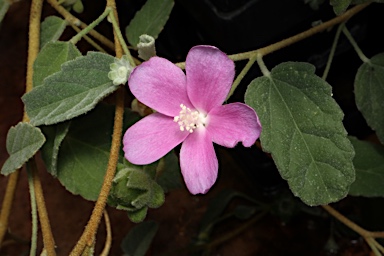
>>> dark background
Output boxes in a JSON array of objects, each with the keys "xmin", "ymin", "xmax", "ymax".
[{"xmin": 1, "ymin": 0, "xmax": 384, "ymax": 255}]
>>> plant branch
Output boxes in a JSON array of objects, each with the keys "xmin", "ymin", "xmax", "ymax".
[
  {"xmin": 70, "ymin": 24, "xmax": 107, "ymax": 53},
  {"xmin": 69, "ymin": 7, "xmax": 112, "ymax": 45},
  {"xmin": 69, "ymin": 1, "xmax": 125, "ymax": 255},
  {"xmin": 100, "ymin": 210, "xmax": 112, "ymax": 256},
  {"xmin": 175, "ymin": 2, "xmax": 370, "ymax": 69},
  {"xmin": 322, "ymin": 205, "xmax": 384, "ymax": 255},
  {"xmin": 0, "ymin": 0, "xmax": 44, "ymax": 247},
  {"xmin": 342, "ymin": 25, "xmax": 370, "ymax": 63},
  {"xmin": 27, "ymin": 163, "xmax": 38, "ymax": 256},
  {"xmin": 46, "ymin": 0, "xmax": 115, "ymax": 50},
  {"xmin": 30, "ymin": 158, "xmax": 56, "ymax": 256},
  {"xmin": 322, "ymin": 22, "xmax": 345, "ymax": 80}
]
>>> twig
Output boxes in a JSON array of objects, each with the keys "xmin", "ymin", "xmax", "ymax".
[
  {"xmin": 69, "ymin": 0, "xmax": 125, "ymax": 254},
  {"xmin": 100, "ymin": 210, "xmax": 112, "ymax": 256},
  {"xmin": 46, "ymin": 0, "xmax": 115, "ymax": 50}
]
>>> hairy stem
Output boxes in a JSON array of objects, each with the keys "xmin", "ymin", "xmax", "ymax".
[
  {"xmin": 175, "ymin": 3, "xmax": 370, "ymax": 69},
  {"xmin": 30, "ymin": 158, "xmax": 56, "ymax": 256},
  {"xmin": 27, "ymin": 163, "xmax": 38, "ymax": 256},
  {"xmin": 100, "ymin": 210, "xmax": 112, "ymax": 256},
  {"xmin": 322, "ymin": 205, "xmax": 384, "ymax": 255},
  {"xmin": 69, "ymin": 7, "xmax": 111, "ymax": 45},
  {"xmin": 0, "ymin": 171, "xmax": 19, "ymax": 246},
  {"xmin": 342, "ymin": 25, "xmax": 370, "ymax": 63},
  {"xmin": 46, "ymin": 0, "xmax": 115, "ymax": 50},
  {"xmin": 70, "ymin": 24, "xmax": 107, "ymax": 53},
  {"xmin": 322, "ymin": 22, "xmax": 345, "ymax": 80},
  {"xmin": 0, "ymin": 0, "xmax": 44, "ymax": 247},
  {"xmin": 69, "ymin": 1, "xmax": 125, "ymax": 254}
]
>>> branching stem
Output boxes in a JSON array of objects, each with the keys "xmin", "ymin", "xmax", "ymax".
[{"xmin": 69, "ymin": 1, "xmax": 125, "ymax": 255}]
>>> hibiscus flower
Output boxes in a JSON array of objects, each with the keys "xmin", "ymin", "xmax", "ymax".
[{"xmin": 123, "ymin": 45, "xmax": 261, "ymax": 194}]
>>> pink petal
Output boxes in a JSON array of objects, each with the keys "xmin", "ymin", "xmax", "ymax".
[
  {"xmin": 179, "ymin": 129, "xmax": 218, "ymax": 194},
  {"xmin": 186, "ymin": 45, "xmax": 235, "ymax": 113},
  {"xmin": 206, "ymin": 103, "xmax": 261, "ymax": 148},
  {"xmin": 123, "ymin": 113, "xmax": 189, "ymax": 165},
  {"xmin": 128, "ymin": 57, "xmax": 193, "ymax": 117}
]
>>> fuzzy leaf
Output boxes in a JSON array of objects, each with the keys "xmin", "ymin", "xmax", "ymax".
[
  {"xmin": 22, "ymin": 51, "xmax": 117, "ymax": 126},
  {"xmin": 40, "ymin": 122, "xmax": 70, "ymax": 176},
  {"xmin": 127, "ymin": 207, "xmax": 148, "ymax": 224},
  {"xmin": 55, "ymin": 104, "xmax": 140, "ymax": 201},
  {"xmin": 126, "ymin": 0, "xmax": 174, "ymax": 47},
  {"xmin": 349, "ymin": 137, "xmax": 384, "ymax": 197},
  {"xmin": 40, "ymin": 16, "xmax": 67, "ymax": 49},
  {"xmin": 354, "ymin": 53, "xmax": 384, "ymax": 144},
  {"xmin": 121, "ymin": 220, "xmax": 158, "ymax": 256},
  {"xmin": 34, "ymin": 41, "xmax": 81, "ymax": 88},
  {"xmin": 1, "ymin": 123, "xmax": 45, "ymax": 175},
  {"xmin": 245, "ymin": 62, "xmax": 355, "ymax": 206}
]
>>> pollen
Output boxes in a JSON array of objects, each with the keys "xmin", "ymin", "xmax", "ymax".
[{"xmin": 174, "ymin": 104, "xmax": 206, "ymax": 133}]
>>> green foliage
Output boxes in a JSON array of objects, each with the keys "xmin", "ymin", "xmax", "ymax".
[
  {"xmin": 245, "ymin": 62, "xmax": 355, "ymax": 206},
  {"xmin": 40, "ymin": 122, "xmax": 70, "ymax": 176},
  {"xmin": 33, "ymin": 41, "xmax": 81, "ymax": 88},
  {"xmin": 354, "ymin": 53, "xmax": 384, "ymax": 144},
  {"xmin": 22, "ymin": 51, "xmax": 117, "ymax": 126},
  {"xmin": 349, "ymin": 137, "xmax": 384, "ymax": 197},
  {"xmin": 1, "ymin": 122, "xmax": 45, "ymax": 175},
  {"xmin": 330, "ymin": 0, "xmax": 352, "ymax": 15},
  {"xmin": 109, "ymin": 164, "xmax": 165, "ymax": 223},
  {"xmin": 40, "ymin": 16, "xmax": 67, "ymax": 49},
  {"xmin": 54, "ymin": 104, "xmax": 140, "ymax": 201},
  {"xmin": 121, "ymin": 220, "xmax": 158, "ymax": 256},
  {"xmin": 125, "ymin": 0, "xmax": 174, "ymax": 47}
]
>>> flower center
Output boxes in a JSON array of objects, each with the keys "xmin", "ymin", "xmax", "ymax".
[{"xmin": 174, "ymin": 104, "xmax": 206, "ymax": 133}]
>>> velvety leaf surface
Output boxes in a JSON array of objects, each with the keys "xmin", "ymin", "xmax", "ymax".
[
  {"xmin": 40, "ymin": 122, "xmax": 70, "ymax": 176},
  {"xmin": 55, "ymin": 104, "xmax": 140, "ymax": 201},
  {"xmin": 245, "ymin": 62, "xmax": 355, "ymax": 206},
  {"xmin": 125, "ymin": 0, "xmax": 174, "ymax": 47},
  {"xmin": 40, "ymin": 16, "xmax": 67, "ymax": 49},
  {"xmin": 349, "ymin": 137, "xmax": 384, "ymax": 197},
  {"xmin": 354, "ymin": 53, "xmax": 384, "ymax": 144},
  {"xmin": 121, "ymin": 220, "xmax": 158, "ymax": 256},
  {"xmin": 33, "ymin": 41, "xmax": 81, "ymax": 88},
  {"xmin": 1, "ymin": 122, "xmax": 45, "ymax": 175},
  {"xmin": 22, "ymin": 51, "xmax": 116, "ymax": 126}
]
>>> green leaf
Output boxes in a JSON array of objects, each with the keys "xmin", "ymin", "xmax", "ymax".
[
  {"xmin": 55, "ymin": 104, "xmax": 140, "ymax": 201},
  {"xmin": 33, "ymin": 41, "xmax": 81, "ymax": 88},
  {"xmin": 1, "ymin": 123, "xmax": 45, "ymax": 175},
  {"xmin": 330, "ymin": 0, "xmax": 351, "ymax": 15},
  {"xmin": 354, "ymin": 53, "xmax": 384, "ymax": 144},
  {"xmin": 0, "ymin": 0, "xmax": 10, "ymax": 26},
  {"xmin": 245, "ymin": 62, "xmax": 355, "ymax": 206},
  {"xmin": 40, "ymin": 122, "xmax": 70, "ymax": 176},
  {"xmin": 40, "ymin": 16, "xmax": 67, "ymax": 49},
  {"xmin": 349, "ymin": 137, "xmax": 384, "ymax": 197},
  {"xmin": 156, "ymin": 151, "xmax": 182, "ymax": 192},
  {"xmin": 127, "ymin": 207, "xmax": 148, "ymax": 223},
  {"xmin": 125, "ymin": 0, "xmax": 174, "ymax": 47},
  {"xmin": 121, "ymin": 220, "xmax": 158, "ymax": 256},
  {"xmin": 22, "ymin": 52, "xmax": 117, "ymax": 126}
]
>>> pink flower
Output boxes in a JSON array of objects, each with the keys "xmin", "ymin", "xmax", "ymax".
[{"xmin": 123, "ymin": 45, "xmax": 261, "ymax": 195}]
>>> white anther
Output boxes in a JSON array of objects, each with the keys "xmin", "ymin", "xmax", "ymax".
[{"xmin": 174, "ymin": 104, "xmax": 206, "ymax": 133}]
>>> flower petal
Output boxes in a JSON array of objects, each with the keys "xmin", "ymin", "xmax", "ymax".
[
  {"xmin": 123, "ymin": 113, "xmax": 189, "ymax": 165},
  {"xmin": 207, "ymin": 103, "xmax": 261, "ymax": 147},
  {"xmin": 128, "ymin": 57, "xmax": 193, "ymax": 117},
  {"xmin": 179, "ymin": 129, "xmax": 218, "ymax": 194},
  {"xmin": 186, "ymin": 45, "xmax": 235, "ymax": 113}
]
